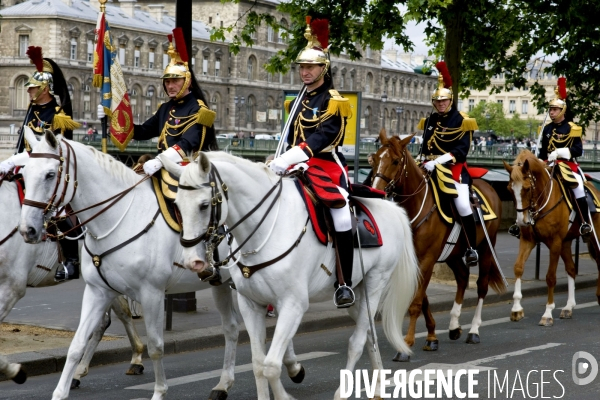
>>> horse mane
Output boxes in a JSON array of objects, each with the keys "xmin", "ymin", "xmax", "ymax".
[
  {"xmin": 85, "ymin": 142, "xmax": 140, "ymax": 186},
  {"xmin": 510, "ymin": 149, "xmax": 544, "ymax": 184}
]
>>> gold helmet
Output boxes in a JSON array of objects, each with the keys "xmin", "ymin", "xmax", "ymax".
[
  {"xmin": 548, "ymin": 77, "xmax": 567, "ymax": 121},
  {"xmin": 161, "ymin": 28, "xmax": 191, "ymax": 100},
  {"xmin": 294, "ymin": 17, "xmax": 330, "ymax": 83},
  {"xmin": 24, "ymin": 46, "xmax": 55, "ymax": 100},
  {"xmin": 432, "ymin": 61, "xmax": 453, "ymax": 110}
]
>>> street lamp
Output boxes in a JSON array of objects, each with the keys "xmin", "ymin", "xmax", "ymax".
[
  {"xmin": 381, "ymin": 93, "xmax": 388, "ymax": 131},
  {"xmin": 395, "ymin": 106, "xmax": 404, "ymax": 135},
  {"xmin": 234, "ymin": 96, "xmax": 245, "ymax": 136}
]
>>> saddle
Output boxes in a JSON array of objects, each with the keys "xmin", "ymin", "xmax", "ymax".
[
  {"xmin": 3, "ymin": 172, "xmax": 25, "ymax": 206},
  {"xmin": 151, "ymin": 168, "xmax": 182, "ymax": 233},
  {"xmin": 294, "ymin": 166, "xmax": 383, "ymax": 248},
  {"xmin": 555, "ymin": 170, "xmax": 600, "ymax": 213}
]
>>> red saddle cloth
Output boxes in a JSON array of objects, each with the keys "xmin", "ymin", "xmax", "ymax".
[{"xmin": 294, "ymin": 167, "xmax": 383, "ymax": 247}]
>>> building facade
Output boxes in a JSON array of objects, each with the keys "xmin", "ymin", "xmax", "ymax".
[{"xmin": 0, "ymin": 0, "xmax": 437, "ymax": 138}]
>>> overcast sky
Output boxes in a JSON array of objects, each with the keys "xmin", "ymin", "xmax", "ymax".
[{"xmin": 384, "ymin": 18, "xmax": 433, "ymax": 56}]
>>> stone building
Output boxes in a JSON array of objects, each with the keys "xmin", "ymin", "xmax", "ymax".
[{"xmin": 0, "ymin": 0, "xmax": 437, "ymax": 138}]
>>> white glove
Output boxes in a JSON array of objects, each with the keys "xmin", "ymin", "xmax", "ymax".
[
  {"xmin": 144, "ymin": 146, "xmax": 183, "ymax": 175},
  {"xmin": 423, "ymin": 153, "xmax": 454, "ymax": 173},
  {"xmin": 269, "ymin": 146, "xmax": 309, "ymax": 175},
  {"xmin": 423, "ymin": 161, "xmax": 437, "ymax": 172},
  {"xmin": 290, "ymin": 162, "xmax": 310, "ymax": 173},
  {"xmin": 97, "ymin": 104, "xmax": 106, "ymax": 119},
  {"xmin": 556, "ymin": 147, "xmax": 571, "ymax": 159},
  {"xmin": 0, "ymin": 152, "xmax": 29, "ymax": 175},
  {"xmin": 547, "ymin": 150, "xmax": 558, "ymax": 162},
  {"xmin": 0, "ymin": 160, "xmax": 14, "ymax": 175}
]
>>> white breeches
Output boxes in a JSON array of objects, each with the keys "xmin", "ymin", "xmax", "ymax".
[
  {"xmin": 453, "ymin": 182, "xmax": 473, "ymax": 217},
  {"xmin": 572, "ymin": 172, "xmax": 585, "ymax": 198},
  {"xmin": 330, "ymin": 187, "xmax": 352, "ymax": 231}
]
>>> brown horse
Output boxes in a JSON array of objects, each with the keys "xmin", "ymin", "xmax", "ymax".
[
  {"xmin": 503, "ymin": 150, "xmax": 600, "ymax": 326},
  {"xmin": 371, "ymin": 129, "xmax": 506, "ymax": 361}
]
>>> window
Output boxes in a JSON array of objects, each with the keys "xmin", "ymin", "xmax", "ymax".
[
  {"xmin": 457, "ymin": 99, "xmax": 463, "ymax": 111},
  {"xmin": 391, "ymin": 81, "xmax": 396, "ymax": 97},
  {"xmin": 15, "ymin": 76, "xmax": 29, "ymax": 110},
  {"xmin": 19, "ymin": 35, "xmax": 29, "ymax": 57},
  {"xmin": 267, "ymin": 26, "xmax": 274, "ymax": 42},
  {"xmin": 468, "ymin": 99, "xmax": 475, "ymax": 111},
  {"xmin": 202, "ymin": 56, "xmax": 208, "ymax": 75},
  {"xmin": 366, "ymin": 73, "xmax": 373, "ymax": 94},
  {"xmin": 399, "ymin": 82, "xmax": 404, "ymax": 98},
  {"xmin": 70, "ymin": 38, "xmax": 78, "ymax": 60},
  {"xmin": 247, "ymin": 56, "xmax": 257, "ymax": 80},
  {"xmin": 134, "ymin": 49, "xmax": 140, "ymax": 68},
  {"xmin": 366, "ymin": 45, "xmax": 372, "ymax": 59},
  {"xmin": 246, "ymin": 96, "xmax": 255, "ymax": 123},
  {"xmin": 521, "ymin": 100, "xmax": 528, "ymax": 114},
  {"xmin": 340, "ymin": 74, "xmax": 345, "ymax": 90},
  {"xmin": 267, "ymin": 73, "xmax": 273, "ymax": 83},
  {"xmin": 163, "ymin": 52, "xmax": 168, "ymax": 69},
  {"xmin": 349, "ymin": 75, "xmax": 354, "ymax": 91},
  {"xmin": 149, "ymin": 51, "xmax": 155, "ymax": 69},
  {"xmin": 497, "ymin": 99, "xmax": 503, "ymax": 105},
  {"xmin": 87, "ymin": 39, "xmax": 93, "ymax": 62},
  {"xmin": 119, "ymin": 46, "xmax": 125, "ymax": 65},
  {"xmin": 215, "ymin": 58, "xmax": 221, "ymax": 77},
  {"xmin": 279, "ymin": 19, "xmax": 288, "ymax": 44},
  {"xmin": 509, "ymin": 99, "xmax": 516, "ymax": 114},
  {"xmin": 290, "ymin": 66, "xmax": 295, "ymax": 85},
  {"xmin": 83, "ymin": 84, "xmax": 91, "ymax": 112}
]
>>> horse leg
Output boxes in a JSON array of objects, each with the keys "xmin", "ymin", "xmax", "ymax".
[
  {"xmin": 52, "ymin": 285, "xmax": 116, "ymax": 400},
  {"xmin": 511, "ymin": 238, "xmax": 536, "ymax": 321},
  {"xmin": 139, "ymin": 290, "xmax": 169, "ymax": 400},
  {"xmin": 421, "ymin": 296, "xmax": 438, "ymax": 350},
  {"xmin": 0, "ymin": 281, "xmax": 27, "ymax": 384},
  {"xmin": 559, "ymin": 241, "xmax": 577, "ymax": 319},
  {"xmin": 208, "ymin": 283, "xmax": 239, "ymax": 399},
  {"xmin": 111, "ymin": 296, "xmax": 145, "ymax": 375},
  {"xmin": 236, "ymin": 293, "xmax": 270, "ymax": 400},
  {"xmin": 465, "ymin": 244, "xmax": 495, "ymax": 344},
  {"xmin": 446, "ymin": 258, "xmax": 469, "ymax": 340},
  {"xmin": 71, "ymin": 309, "xmax": 111, "ymax": 388},
  {"xmin": 539, "ymin": 239, "xmax": 562, "ymax": 327}
]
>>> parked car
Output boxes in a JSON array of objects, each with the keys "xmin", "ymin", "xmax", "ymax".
[
  {"xmin": 255, "ymin": 134, "xmax": 274, "ymax": 140},
  {"xmin": 216, "ymin": 133, "xmax": 236, "ymax": 139}
]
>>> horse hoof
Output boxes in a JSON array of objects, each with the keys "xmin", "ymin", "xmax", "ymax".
[
  {"xmin": 510, "ymin": 310, "xmax": 525, "ymax": 321},
  {"xmin": 11, "ymin": 368, "xmax": 27, "ymax": 384},
  {"xmin": 449, "ymin": 327, "xmax": 462, "ymax": 340},
  {"xmin": 466, "ymin": 333, "xmax": 480, "ymax": 344},
  {"xmin": 70, "ymin": 378, "xmax": 80, "ymax": 389},
  {"xmin": 125, "ymin": 363, "xmax": 145, "ymax": 375},
  {"xmin": 392, "ymin": 352, "xmax": 410, "ymax": 362},
  {"xmin": 290, "ymin": 365, "xmax": 305, "ymax": 384},
  {"xmin": 539, "ymin": 317, "xmax": 554, "ymax": 327},
  {"xmin": 208, "ymin": 389, "xmax": 228, "ymax": 400},
  {"xmin": 560, "ymin": 309, "xmax": 573, "ymax": 319},
  {"xmin": 422, "ymin": 339, "xmax": 439, "ymax": 351}
]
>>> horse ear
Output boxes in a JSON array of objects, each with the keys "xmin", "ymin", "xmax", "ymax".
[
  {"xmin": 161, "ymin": 155, "xmax": 184, "ymax": 178},
  {"xmin": 378, "ymin": 127, "xmax": 388, "ymax": 145},
  {"xmin": 44, "ymin": 129, "xmax": 58, "ymax": 149},
  {"xmin": 502, "ymin": 160, "xmax": 513, "ymax": 173},
  {"xmin": 23, "ymin": 126, "xmax": 39, "ymax": 150},
  {"xmin": 522, "ymin": 159, "xmax": 530, "ymax": 174},
  {"xmin": 198, "ymin": 152, "xmax": 211, "ymax": 175},
  {"xmin": 399, "ymin": 134, "xmax": 414, "ymax": 146}
]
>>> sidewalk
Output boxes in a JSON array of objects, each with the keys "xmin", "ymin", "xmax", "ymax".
[{"xmin": 2, "ymin": 232, "xmax": 598, "ymax": 380}]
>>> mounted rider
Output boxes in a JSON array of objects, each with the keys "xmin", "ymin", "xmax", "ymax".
[
  {"xmin": 537, "ymin": 77, "xmax": 592, "ymax": 241},
  {"xmin": 97, "ymin": 28, "xmax": 218, "ymax": 174},
  {"xmin": 269, "ymin": 17, "xmax": 355, "ymax": 308},
  {"xmin": 0, "ymin": 46, "xmax": 81, "ymax": 281},
  {"xmin": 418, "ymin": 61, "xmax": 479, "ymax": 267}
]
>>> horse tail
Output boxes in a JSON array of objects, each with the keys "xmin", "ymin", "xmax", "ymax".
[
  {"xmin": 488, "ymin": 255, "xmax": 507, "ymax": 294},
  {"xmin": 378, "ymin": 208, "xmax": 420, "ymax": 356}
]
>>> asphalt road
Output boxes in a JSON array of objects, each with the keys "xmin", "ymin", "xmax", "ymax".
[{"xmin": 2, "ymin": 286, "xmax": 600, "ymax": 400}]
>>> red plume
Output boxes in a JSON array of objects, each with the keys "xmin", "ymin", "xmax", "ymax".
[
  {"xmin": 436, "ymin": 61, "xmax": 453, "ymax": 89},
  {"xmin": 310, "ymin": 19, "xmax": 329, "ymax": 49},
  {"xmin": 26, "ymin": 46, "xmax": 44, "ymax": 73},
  {"xmin": 167, "ymin": 34, "xmax": 173, "ymax": 43},
  {"xmin": 557, "ymin": 77, "xmax": 567, "ymax": 100},
  {"xmin": 172, "ymin": 28, "xmax": 189, "ymax": 63}
]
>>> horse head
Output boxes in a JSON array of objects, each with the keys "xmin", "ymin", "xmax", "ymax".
[
  {"xmin": 504, "ymin": 149, "xmax": 549, "ymax": 226},
  {"xmin": 372, "ymin": 133, "xmax": 414, "ymax": 195},
  {"xmin": 19, "ymin": 127, "xmax": 71, "ymax": 243},
  {"xmin": 165, "ymin": 152, "xmax": 228, "ymax": 273}
]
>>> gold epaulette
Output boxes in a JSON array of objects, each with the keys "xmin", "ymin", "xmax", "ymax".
[
  {"xmin": 537, "ymin": 125, "xmax": 542, "ymax": 135},
  {"xmin": 196, "ymin": 100, "xmax": 216, "ymax": 127},
  {"xmin": 417, "ymin": 118, "xmax": 427, "ymax": 130},
  {"xmin": 325, "ymin": 89, "xmax": 352, "ymax": 118},
  {"xmin": 568, "ymin": 122, "xmax": 583, "ymax": 137},
  {"xmin": 52, "ymin": 108, "xmax": 81, "ymax": 133},
  {"xmin": 460, "ymin": 117, "xmax": 478, "ymax": 132},
  {"xmin": 284, "ymin": 99, "xmax": 292, "ymax": 114},
  {"xmin": 459, "ymin": 111, "xmax": 470, "ymax": 119}
]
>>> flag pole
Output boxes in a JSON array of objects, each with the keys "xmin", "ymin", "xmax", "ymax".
[{"xmin": 98, "ymin": 0, "xmax": 108, "ymax": 153}]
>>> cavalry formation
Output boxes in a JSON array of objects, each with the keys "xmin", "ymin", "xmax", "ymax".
[{"xmin": 1, "ymin": 129, "xmax": 598, "ymax": 399}]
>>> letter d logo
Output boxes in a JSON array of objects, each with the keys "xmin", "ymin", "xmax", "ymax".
[{"xmin": 572, "ymin": 351, "xmax": 598, "ymax": 385}]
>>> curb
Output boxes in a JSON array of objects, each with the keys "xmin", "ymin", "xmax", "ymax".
[{"xmin": 3, "ymin": 275, "xmax": 598, "ymax": 381}]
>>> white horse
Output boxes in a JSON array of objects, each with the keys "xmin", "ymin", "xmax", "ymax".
[
  {"xmin": 0, "ymin": 175, "xmax": 144, "ymax": 386},
  {"xmin": 18, "ymin": 129, "xmax": 301, "ymax": 400},
  {"xmin": 165, "ymin": 152, "xmax": 420, "ymax": 400}
]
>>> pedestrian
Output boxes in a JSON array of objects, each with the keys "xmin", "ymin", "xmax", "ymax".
[
  {"xmin": 85, "ymin": 126, "xmax": 94, "ymax": 142},
  {"xmin": 98, "ymin": 28, "xmax": 218, "ymax": 176},
  {"xmin": 362, "ymin": 152, "xmax": 375, "ymax": 185},
  {"xmin": 269, "ymin": 17, "xmax": 355, "ymax": 308},
  {"xmin": 249, "ymin": 131, "xmax": 255, "ymax": 148},
  {"xmin": 417, "ymin": 61, "xmax": 479, "ymax": 267},
  {"xmin": 92, "ymin": 125, "xmax": 99, "ymax": 141},
  {"xmin": 0, "ymin": 46, "xmax": 81, "ymax": 281}
]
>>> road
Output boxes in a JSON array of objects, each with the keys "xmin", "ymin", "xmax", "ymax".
[{"xmin": 2, "ymin": 287, "xmax": 600, "ymax": 399}]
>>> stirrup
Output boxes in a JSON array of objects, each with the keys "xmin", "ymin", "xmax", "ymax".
[
  {"xmin": 197, "ymin": 265, "xmax": 221, "ymax": 284},
  {"xmin": 508, "ymin": 224, "xmax": 521, "ymax": 238},
  {"xmin": 333, "ymin": 285, "xmax": 355, "ymax": 308},
  {"xmin": 580, "ymin": 223, "xmax": 592, "ymax": 238},
  {"xmin": 465, "ymin": 248, "xmax": 478, "ymax": 267}
]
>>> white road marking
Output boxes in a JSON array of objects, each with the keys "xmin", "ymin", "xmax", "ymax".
[{"xmin": 125, "ymin": 351, "xmax": 337, "ymax": 391}]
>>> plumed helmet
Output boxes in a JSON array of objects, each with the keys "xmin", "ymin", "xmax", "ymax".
[
  {"xmin": 548, "ymin": 77, "xmax": 567, "ymax": 121},
  {"xmin": 431, "ymin": 61, "xmax": 453, "ymax": 110},
  {"xmin": 161, "ymin": 28, "xmax": 191, "ymax": 100},
  {"xmin": 24, "ymin": 46, "xmax": 55, "ymax": 95},
  {"xmin": 294, "ymin": 17, "xmax": 330, "ymax": 82}
]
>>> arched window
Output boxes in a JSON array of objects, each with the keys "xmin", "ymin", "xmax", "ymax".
[
  {"xmin": 145, "ymin": 86, "xmax": 156, "ymax": 120},
  {"xmin": 246, "ymin": 95, "xmax": 256, "ymax": 124},
  {"xmin": 366, "ymin": 73, "xmax": 373, "ymax": 94},
  {"xmin": 247, "ymin": 55, "xmax": 257, "ymax": 81},
  {"xmin": 278, "ymin": 19, "xmax": 288, "ymax": 44},
  {"xmin": 267, "ymin": 26, "xmax": 275, "ymax": 42},
  {"xmin": 211, "ymin": 92, "xmax": 221, "ymax": 126},
  {"xmin": 364, "ymin": 106, "xmax": 372, "ymax": 135},
  {"xmin": 14, "ymin": 76, "xmax": 29, "ymax": 111}
]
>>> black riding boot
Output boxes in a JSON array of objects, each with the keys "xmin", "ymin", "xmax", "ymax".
[
  {"xmin": 461, "ymin": 214, "xmax": 479, "ymax": 267},
  {"xmin": 55, "ymin": 218, "xmax": 80, "ymax": 281},
  {"xmin": 334, "ymin": 229, "xmax": 355, "ymax": 308},
  {"xmin": 576, "ymin": 197, "xmax": 593, "ymax": 242}
]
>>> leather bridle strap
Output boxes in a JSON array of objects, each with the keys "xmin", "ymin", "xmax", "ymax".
[
  {"xmin": 0, "ymin": 227, "xmax": 18, "ymax": 246},
  {"xmin": 23, "ymin": 150, "xmax": 64, "ymax": 214}
]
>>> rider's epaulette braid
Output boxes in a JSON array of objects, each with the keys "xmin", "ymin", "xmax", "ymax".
[
  {"xmin": 196, "ymin": 100, "xmax": 217, "ymax": 127},
  {"xmin": 325, "ymin": 90, "xmax": 352, "ymax": 118},
  {"xmin": 417, "ymin": 117, "xmax": 427, "ymax": 130},
  {"xmin": 568, "ymin": 122, "xmax": 583, "ymax": 138},
  {"xmin": 52, "ymin": 109, "xmax": 81, "ymax": 133},
  {"xmin": 460, "ymin": 117, "xmax": 478, "ymax": 132},
  {"xmin": 284, "ymin": 99, "xmax": 292, "ymax": 114}
]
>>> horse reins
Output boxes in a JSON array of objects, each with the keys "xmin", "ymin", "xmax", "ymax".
[{"xmin": 515, "ymin": 165, "xmax": 561, "ymax": 224}]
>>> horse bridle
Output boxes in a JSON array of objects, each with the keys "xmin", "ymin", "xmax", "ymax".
[
  {"xmin": 373, "ymin": 144, "xmax": 408, "ymax": 196},
  {"xmin": 514, "ymin": 166, "xmax": 559, "ymax": 224}
]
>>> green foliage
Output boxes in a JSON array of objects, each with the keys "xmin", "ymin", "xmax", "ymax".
[{"xmin": 469, "ymin": 101, "xmax": 541, "ymax": 139}]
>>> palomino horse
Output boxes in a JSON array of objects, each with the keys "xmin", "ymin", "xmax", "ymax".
[
  {"xmin": 503, "ymin": 150, "xmax": 600, "ymax": 325},
  {"xmin": 164, "ymin": 151, "xmax": 420, "ymax": 400},
  {"xmin": 0, "ymin": 173, "xmax": 144, "ymax": 386},
  {"xmin": 17, "ymin": 130, "xmax": 304, "ymax": 400},
  {"xmin": 371, "ymin": 131, "xmax": 506, "ymax": 360}
]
